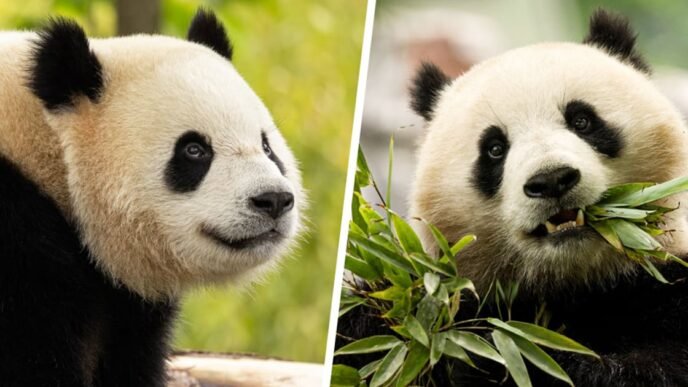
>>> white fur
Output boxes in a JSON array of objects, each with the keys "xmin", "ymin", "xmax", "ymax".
[{"xmin": 411, "ymin": 42, "xmax": 688, "ymax": 292}]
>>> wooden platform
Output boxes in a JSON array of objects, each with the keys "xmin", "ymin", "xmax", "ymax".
[{"xmin": 167, "ymin": 352, "xmax": 323, "ymax": 387}]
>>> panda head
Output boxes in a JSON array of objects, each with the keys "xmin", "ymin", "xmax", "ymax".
[
  {"xmin": 410, "ymin": 10, "xmax": 688, "ymax": 293},
  {"xmin": 28, "ymin": 9, "xmax": 304, "ymax": 299}
]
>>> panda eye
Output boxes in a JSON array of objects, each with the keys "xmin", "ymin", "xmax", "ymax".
[
  {"xmin": 262, "ymin": 136, "xmax": 272, "ymax": 156},
  {"xmin": 573, "ymin": 114, "xmax": 591, "ymax": 132},
  {"xmin": 184, "ymin": 142, "xmax": 207, "ymax": 159},
  {"xmin": 487, "ymin": 142, "xmax": 505, "ymax": 159}
]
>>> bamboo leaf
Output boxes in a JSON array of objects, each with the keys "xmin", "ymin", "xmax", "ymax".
[
  {"xmin": 493, "ymin": 330, "xmax": 532, "ymax": 387},
  {"xmin": 404, "ymin": 315, "xmax": 430, "ymax": 347},
  {"xmin": 588, "ymin": 220, "xmax": 623, "ymax": 251},
  {"xmin": 349, "ymin": 234, "xmax": 415, "ymax": 274},
  {"xmin": 446, "ymin": 330, "xmax": 504, "ymax": 365},
  {"xmin": 391, "ymin": 212, "xmax": 425, "ymax": 254},
  {"xmin": 424, "ymin": 221, "xmax": 453, "ymax": 259},
  {"xmin": 345, "ymin": 253, "xmax": 381, "ymax": 281},
  {"xmin": 359, "ymin": 359, "xmax": 382, "ymax": 379},
  {"xmin": 450, "ymin": 234, "xmax": 477, "ymax": 256},
  {"xmin": 331, "ymin": 364, "xmax": 361, "ymax": 387},
  {"xmin": 442, "ymin": 334, "xmax": 477, "ymax": 367},
  {"xmin": 395, "ymin": 341, "xmax": 429, "ymax": 387},
  {"xmin": 505, "ymin": 331, "xmax": 573, "ymax": 386},
  {"xmin": 606, "ymin": 176, "xmax": 688, "ymax": 207},
  {"xmin": 607, "ymin": 219, "xmax": 662, "ymax": 250},
  {"xmin": 424, "ymin": 272, "xmax": 440, "ymax": 295},
  {"xmin": 502, "ymin": 321, "xmax": 598, "ymax": 357},
  {"xmin": 336, "ymin": 336, "xmax": 403, "ymax": 356},
  {"xmin": 370, "ymin": 343, "xmax": 407, "ymax": 387}
]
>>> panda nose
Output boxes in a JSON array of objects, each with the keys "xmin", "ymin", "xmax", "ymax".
[
  {"xmin": 524, "ymin": 167, "xmax": 581, "ymax": 199},
  {"xmin": 250, "ymin": 191, "xmax": 294, "ymax": 219}
]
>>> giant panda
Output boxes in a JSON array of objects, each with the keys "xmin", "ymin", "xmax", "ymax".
[
  {"xmin": 337, "ymin": 10, "xmax": 688, "ymax": 387},
  {"xmin": 0, "ymin": 9, "xmax": 303, "ymax": 387}
]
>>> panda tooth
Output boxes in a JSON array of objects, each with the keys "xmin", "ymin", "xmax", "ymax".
[
  {"xmin": 545, "ymin": 221, "xmax": 557, "ymax": 233},
  {"xmin": 576, "ymin": 209, "xmax": 584, "ymax": 226}
]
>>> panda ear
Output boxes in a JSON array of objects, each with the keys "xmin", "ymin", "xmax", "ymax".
[
  {"xmin": 187, "ymin": 8, "xmax": 233, "ymax": 60},
  {"xmin": 583, "ymin": 9, "xmax": 650, "ymax": 73},
  {"xmin": 410, "ymin": 62, "xmax": 451, "ymax": 121},
  {"xmin": 29, "ymin": 18, "xmax": 103, "ymax": 110}
]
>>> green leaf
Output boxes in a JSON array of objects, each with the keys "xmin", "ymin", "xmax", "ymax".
[
  {"xmin": 345, "ymin": 254, "xmax": 381, "ymax": 281},
  {"xmin": 424, "ymin": 272, "xmax": 440, "ymax": 295},
  {"xmin": 588, "ymin": 220, "xmax": 623, "ymax": 251},
  {"xmin": 605, "ymin": 175, "xmax": 688, "ymax": 207},
  {"xmin": 339, "ymin": 296, "xmax": 366, "ymax": 317},
  {"xmin": 586, "ymin": 206, "xmax": 655, "ymax": 219},
  {"xmin": 450, "ymin": 234, "xmax": 477, "ymax": 256},
  {"xmin": 369, "ymin": 286, "xmax": 405, "ymax": 301},
  {"xmin": 391, "ymin": 212, "xmax": 425, "ymax": 254},
  {"xmin": 395, "ymin": 341, "xmax": 429, "ymax": 387},
  {"xmin": 607, "ymin": 219, "xmax": 662, "ymax": 250},
  {"xmin": 331, "ymin": 364, "xmax": 361, "ymax": 387},
  {"xmin": 409, "ymin": 253, "xmax": 455, "ymax": 276},
  {"xmin": 359, "ymin": 359, "xmax": 382, "ymax": 379},
  {"xmin": 597, "ymin": 182, "xmax": 654, "ymax": 204},
  {"xmin": 430, "ymin": 333, "xmax": 446, "ymax": 366},
  {"xmin": 386, "ymin": 135, "xmax": 394, "ymax": 209},
  {"xmin": 446, "ymin": 330, "xmax": 504, "ymax": 365},
  {"xmin": 404, "ymin": 315, "xmax": 429, "ymax": 347},
  {"xmin": 416, "ymin": 294, "xmax": 442, "ymax": 331},
  {"xmin": 370, "ymin": 343, "xmax": 407, "ymax": 387},
  {"xmin": 441, "ymin": 333, "xmax": 476, "ymax": 367},
  {"xmin": 349, "ymin": 234, "xmax": 415, "ymax": 274},
  {"xmin": 335, "ymin": 336, "xmax": 403, "ymax": 356},
  {"xmin": 424, "ymin": 221, "xmax": 453, "ymax": 259},
  {"xmin": 356, "ymin": 147, "xmax": 372, "ymax": 188},
  {"xmin": 505, "ymin": 331, "xmax": 573, "ymax": 386},
  {"xmin": 501, "ymin": 320, "xmax": 598, "ymax": 357},
  {"xmin": 492, "ymin": 330, "xmax": 532, "ymax": 387}
]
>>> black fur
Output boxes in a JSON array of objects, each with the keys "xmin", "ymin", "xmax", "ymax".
[
  {"xmin": 336, "ymin": 263, "xmax": 688, "ymax": 386},
  {"xmin": 165, "ymin": 131, "xmax": 215, "ymax": 193},
  {"xmin": 472, "ymin": 126, "xmax": 510, "ymax": 197},
  {"xmin": 0, "ymin": 155, "xmax": 176, "ymax": 386},
  {"xmin": 28, "ymin": 18, "xmax": 103, "ymax": 110},
  {"xmin": 410, "ymin": 62, "xmax": 451, "ymax": 121},
  {"xmin": 583, "ymin": 9, "xmax": 650, "ymax": 73},
  {"xmin": 262, "ymin": 132, "xmax": 286, "ymax": 175},
  {"xmin": 563, "ymin": 100, "xmax": 624, "ymax": 158},
  {"xmin": 187, "ymin": 8, "xmax": 233, "ymax": 60}
]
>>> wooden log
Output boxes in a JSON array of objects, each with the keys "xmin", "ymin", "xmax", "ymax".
[{"xmin": 167, "ymin": 351, "xmax": 323, "ymax": 387}]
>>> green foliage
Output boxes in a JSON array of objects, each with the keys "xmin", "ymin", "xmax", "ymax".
[
  {"xmin": 334, "ymin": 148, "xmax": 596, "ymax": 387},
  {"xmin": 585, "ymin": 176, "xmax": 688, "ymax": 283},
  {"xmin": 0, "ymin": 0, "xmax": 366, "ymax": 362}
]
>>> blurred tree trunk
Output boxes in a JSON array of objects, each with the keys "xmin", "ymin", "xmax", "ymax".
[{"xmin": 116, "ymin": 0, "xmax": 160, "ymax": 36}]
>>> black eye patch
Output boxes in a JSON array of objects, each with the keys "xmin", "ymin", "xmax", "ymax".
[
  {"xmin": 563, "ymin": 100, "xmax": 623, "ymax": 158},
  {"xmin": 472, "ymin": 126, "xmax": 509, "ymax": 197},
  {"xmin": 165, "ymin": 131, "xmax": 214, "ymax": 193},
  {"xmin": 262, "ymin": 132, "xmax": 286, "ymax": 175}
]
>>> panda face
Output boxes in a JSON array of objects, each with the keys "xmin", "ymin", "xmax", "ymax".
[
  {"xmin": 411, "ymin": 16, "xmax": 688, "ymax": 292},
  {"xmin": 29, "ymin": 11, "xmax": 303, "ymax": 299}
]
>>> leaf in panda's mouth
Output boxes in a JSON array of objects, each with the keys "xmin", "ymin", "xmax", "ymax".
[
  {"xmin": 202, "ymin": 227, "xmax": 282, "ymax": 249},
  {"xmin": 583, "ymin": 175, "xmax": 688, "ymax": 283},
  {"xmin": 531, "ymin": 209, "xmax": 585, "ymax": 237}
]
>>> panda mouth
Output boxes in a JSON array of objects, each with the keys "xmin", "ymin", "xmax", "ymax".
[
  {"xmin": 202, "ymin": 227, "xmax": 283, "ymax": 249},
  {"xmin": 530, "ymin": 209, "xmax": 585, "ymax": 237}
]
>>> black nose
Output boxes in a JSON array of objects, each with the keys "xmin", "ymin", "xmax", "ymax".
[
  {"xmin": 250, "ymin": 191, "xmax": 294, "ymax": 219},
  {"xmin": 524, "ymin": 167, "xmax": 581, "ymax": 198}
]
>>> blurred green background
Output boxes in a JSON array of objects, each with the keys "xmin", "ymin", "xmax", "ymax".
[{"xmin": 0, "ymin": 0, "xmax": 366, "ymax": 363}]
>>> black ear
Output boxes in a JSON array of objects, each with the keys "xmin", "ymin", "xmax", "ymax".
[
  {"xmin": 410, "ymin": 62, "xmax": 451, "ymax": 121},
  {"xmin": 583, "ymin": 9, "xmax": 650, "ymax": 73},
  {"xmin": 29, "ymin": 18, "xmax": 103, "ymax": 110},
  {"xmin": 187, "ymin": 8, "xmax": 233, "ymax": 60}
]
